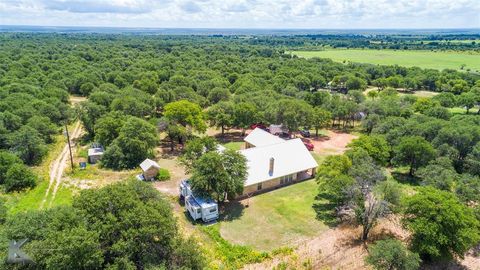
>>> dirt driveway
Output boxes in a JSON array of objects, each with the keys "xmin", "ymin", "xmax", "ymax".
[
  {"xmin": 311, "ymin": 130, "xmax": 358, "ymax": 155},
  {"xmin": 153, "ymin": 147, "xmax": 189, "ymax": 197}
]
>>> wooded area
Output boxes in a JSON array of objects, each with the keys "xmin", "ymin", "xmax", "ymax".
[{"xmin": 0, "ymin": 33, "xmax": 479, "ymax": 269}]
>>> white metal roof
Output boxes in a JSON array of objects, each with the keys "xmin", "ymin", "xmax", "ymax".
[
  {"xmin": 239, "ymin": 138, "xmax": 318, "ymax": 187},
  {"xmin": 140, "ymin": 158, "xmax": 160, "ymax": 171},
  {"xmin": 88, "ymin": 148, "xmax": 104, "ymax": 156},
  {"xmin": 243, "ymin": 128, "xmax": 285, "ymax": 147}
]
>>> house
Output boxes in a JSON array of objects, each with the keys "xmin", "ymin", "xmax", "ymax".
[
  {"xmin": 179, "ymin": 180, "xmax": 219, "ymax": 222},
  {"xmin": 239, "ymin": 129, "xmax": 318, "ymax": 197},
  {"xmin": 87, "ymin": 147, "xmax": 104, "ymax": 164},
  {"xmin": 139, "ymin": 158, "xmax": 160, "ymax": 181},
  {"xmin": 244, "ymin": 127, "xmax": 285, "ymax": 149}
]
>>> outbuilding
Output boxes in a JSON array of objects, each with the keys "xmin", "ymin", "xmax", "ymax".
[
  {"xmin": 139, "ymin": 158, "xmax": 161, "ymax": 181},
  {"xmin": 87, "ymin": 147, "xmax": 104, "ymax": 164}
]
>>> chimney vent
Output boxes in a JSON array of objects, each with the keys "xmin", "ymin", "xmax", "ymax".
[{"xmin": 269, "ymin": 157, "xmax": 275, "ymax": 175}]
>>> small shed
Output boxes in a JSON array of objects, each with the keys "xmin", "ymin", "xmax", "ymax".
[
  {"xmin": 87, "ymin": 147, "xmax": 104, "ymax": 164},
  {"xmin": 140, "ymin": 158, "xmax": 160, "ymax": 181}
]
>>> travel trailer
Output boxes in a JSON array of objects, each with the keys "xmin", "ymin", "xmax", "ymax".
[{"xmin": 179, "ymin": 180, "xmax": 219, "ymax": 223}]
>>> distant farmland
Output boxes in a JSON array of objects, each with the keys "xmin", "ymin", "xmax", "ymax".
[{"xmin": 291, "ymin": 49, "xmax": 480, "ymax": 72}]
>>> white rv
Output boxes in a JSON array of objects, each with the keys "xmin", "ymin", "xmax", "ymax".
[{"xmin": 179, "ymin": 180, "xmax": 219, "ymax": 223}]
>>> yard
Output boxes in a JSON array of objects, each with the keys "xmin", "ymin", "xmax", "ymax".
[
  {"xmin": 220, "ymin": 179, "xmax": 327, "ymax": 251},
  {"xmin": 291, "ymin": 49, "xmax": 480, "ymax": 72}
]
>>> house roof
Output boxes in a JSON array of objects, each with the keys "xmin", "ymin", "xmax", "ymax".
[
  {"xmin": 239, "ymin": 138, "xmax": 318, "ymax": 187},
  {"xmin": 244, "ymin": 128, "xmax": 285, "ymax": 147},
  {"xmin": 140, "ymin": 158, "xmax": 160, "ymax": 171},
  {"xmin": 88, "ymin": 148, "xmax": 104, "ymax": 156}
]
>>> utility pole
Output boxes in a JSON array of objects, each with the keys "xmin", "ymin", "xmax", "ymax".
[{"xmin": 65, "ymin": 123, "xmax": 74, "ymax": 172}]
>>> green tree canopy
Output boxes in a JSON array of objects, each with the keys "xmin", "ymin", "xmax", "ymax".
[{"xmin": 402, "ymin": 187, "xmax": 480, "ymax": 261}]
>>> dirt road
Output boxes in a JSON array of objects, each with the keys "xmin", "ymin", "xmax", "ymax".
[{"xmin": 40, "ymin": 121, "xmax": 83, "ymax": 208}]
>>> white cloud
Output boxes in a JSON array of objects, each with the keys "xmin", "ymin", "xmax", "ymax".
[{"xmin": 0, "ymin": 0, "xmax": 478, "ymax": 28}]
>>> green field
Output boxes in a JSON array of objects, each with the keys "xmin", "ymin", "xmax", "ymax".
[
  {"xmin": 292, "ymin": 49, "xmax": 480, "ymax": 72},
  {"xmin": 220, "ymin": 180, "xmax": 326, "ymax": 251}
]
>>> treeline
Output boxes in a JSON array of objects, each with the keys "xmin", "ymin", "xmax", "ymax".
[{"xmin": 250, "ymin": 34, "xmax": 480, "ymax": 51}]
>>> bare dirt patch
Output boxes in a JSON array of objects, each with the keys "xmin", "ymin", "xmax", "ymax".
[
  {"xmin": 311, "ymin": 130, "xmax": 358, "ymax": 156},
  {"xmin": 152, "ymin": 144, "xmax": 189, "ymax": 196}
]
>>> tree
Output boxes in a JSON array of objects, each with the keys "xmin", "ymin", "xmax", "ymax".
[
  {"xmin": 29, "ymin": 226, "xmax": 104, "ymax": 269},
  {"xmin": 233, "ymin": 102, "xmax": 258, "ymax": 135},
  {"xmin": 207, "ymin": 87, "xmax": 231, "ymax": 104},
  {"xmin": 416, "ymin": 157, "xmax": 457, "ymax": 190},
  {"xmin": 367, "ymin": 90, "xmax": 379, "ymax": 100},
  {"xmin": 348, "ymin": 135, "xmax": 390, "ymax": 166},
  {"xmin": 180, "ymin": 136, "xmax": 218, "ymax": 171},
  {"xmin": 0, "ymin": 151, "xmax": 22, "ymax": 184},
  {"xmin": 26, "ymin": 115, "xmax": 58, "ymax": 143},
  {"xmin": 346, "ymin": 76, "xmax": 367, "ymax": 90},
  {"xmin": 316, "ymin": 155, "xmax": 355, "ymax": 205},
  {"xmin": 94, "ymin": 112, "xmax": 126, "ymax": 147},
  {"xmin": 393, "ymin": 136, "xmax": 436, "ymax": 176},
  {"xmin": 102, "ymin": 117, "xmax": 158, "ymax": 169},
  {"xmin": 465, "ymin": 142, "xmax": 480, "ymax": 176},
  {"xmin": 5, "ymin": 180, "xmax": 205, "ymax": 269},
  {"xmin": 366, "ymin": 239, "xmax": 421, "ymax": 270},
  {"xmin": 403, "ymin": 187, "xmax": 480, "ymax": 261},
  {"xmin": 457, "ymin": 91, "xmax": 476, "ymax": 114},
  {"xmin": 77, "ymin": 101, "xmax": 107, "ymax": 138},
  {"xmin": 4, "ymin": 163, "xmax": 36, "ymax": 192},
  {"xmin": 164, "ymin": 100, "xmax": 206, "ymax": 133},
  {"xmin": 207, "ymin": 101, "xmax": 235, "ymax": 137},
  {"xmin": 190, "ymin": 149, "xmax": 247, "ymax": 202},
  {"xmin": 9, "ymin": 126, "xmax": 47, "ymax": 165},
  {"xmin": 455, "ymin": 174, "xmax": 480, "ymax": 204},
  {"xmin": 311, "ymin": 107, "xmax": 331, "ymax": 137},
  {"xmin": 432, "ymin": 92, "xmax": 456, "ymax": 108},
  {"xmin": 413, "ymin": 98, "xmax": 438, "ymax": 114}
]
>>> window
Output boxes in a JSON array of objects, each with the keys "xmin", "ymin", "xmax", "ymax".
[
  {"xmin": 257, "ymin": 183, "xmax": 262, "ymax": 190},
  {"xmin": 197, "ymin": 209, "xmax": 201, "ymax": 214},
  {"xmin": 209, "ymin": 208, "xmax": 216, "ymax": 213}
]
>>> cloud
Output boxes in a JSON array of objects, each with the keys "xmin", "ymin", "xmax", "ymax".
[
  {"xmin": 0, "ymin": 0, "xmax": 479, "ymax": 28},
  {"xmin": 223, "ymin": 2, "xmax": 249, "ymax": 12},
  {"xmin": 42, "ymin": 0, "xmax": 158, "ymax": 14},
  {"xmin": 179, "ymin": 1, "xmax": 202, "ymax": 13}
]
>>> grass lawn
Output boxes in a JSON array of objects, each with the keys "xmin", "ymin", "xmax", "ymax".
[
  {"xmin": 223, "ymin": 141, "xmax": 244, "ymax": 151},
  {"xmin": 448, "ymin": 107, "xmax": 468, "ymax": 115},
  {"xmin": 5, "ymin": 133, "xmax": 72, "ymax": 214},
  {"xmin": 291, "ymin": 49, "xmax": 480, "ymax": 72},
  {"xmin": 220, "ymin": 179, "xmax": 326, "ymax": 251}
]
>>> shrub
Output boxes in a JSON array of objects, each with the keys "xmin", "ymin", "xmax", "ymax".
[
  {"xmin": 366, "ymin": 239, "xmax": 420, "ymax": 270},
  {"xmin": 157, "ymin": 168, "xmax": 171, "ymax": 181},
  {"xmin": 4, "ymin": 163, "xmax": 36, "ymax": 192}
]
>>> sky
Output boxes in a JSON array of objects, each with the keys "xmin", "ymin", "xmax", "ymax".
[{"xmin": 0, "ymin": 0, "xmax": 479, "ymax": 29}]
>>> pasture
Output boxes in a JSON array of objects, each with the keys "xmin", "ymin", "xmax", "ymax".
[{"xmin": 292, "ymin": 49, "xmax": 480, "ymax": 72}]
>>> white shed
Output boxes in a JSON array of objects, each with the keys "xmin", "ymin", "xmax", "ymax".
[{"xmin": 140, "ymin": 158, "xmax": 160, "ymax": 181}]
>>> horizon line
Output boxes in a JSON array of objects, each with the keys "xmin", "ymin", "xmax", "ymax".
[{"xmin": 1, "ymin": 24, "xmax": 479, "ymax": 31}]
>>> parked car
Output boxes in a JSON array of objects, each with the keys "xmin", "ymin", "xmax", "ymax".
[
  {"xmin": 301, "ymin": 138, "xmax": 314, "ymax": 151},
  {"xmin": 277, "ymin": 131, "xmax": 291, "ymax": 139},
  {"xmin": 300, "ymin": 129, "xmax": 311, "ymax": 138},
  {"xmin": 250, "ymin": 123, "xmax": 268, "ymax": 130}
]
